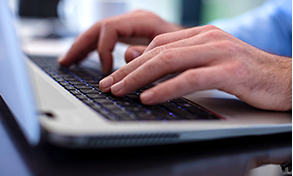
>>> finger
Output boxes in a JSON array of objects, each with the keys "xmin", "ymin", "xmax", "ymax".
[
  {"xmin": 97, "ymin": 13, "xmax": 164, "ymax": 74},
  {"xmin": 99, "ymin": 50, "xmax": 156, "ymax": 92},
  {"xmin": 58, "ymin": 24, "xmax": 102, "ymax": 66},
  {"xmin": 144, "ymin": 25, "xmax": 219, "ymax": 53},
  {"xmin": 99, "ymin": 36, "xmax": 217, "ymax": 93},
  {"xmin": 118, "ymin": 37, "xmax": 150, "ymax": 46},
  {"xmin": 140, "ymin": 66, "xmax": 225, "ymax": 105},
  {"xmin": 59, "ymin": 10, "xmax": 159, "ymax": 70},
  {"xmin": 100, "ymin": 26, "xmax": 227, "ymax": 92},
  {"xmin": 110, "ymin": 45, "xmax": 217, "ymax": 97},
  {"xmin": 124, "ymin": 45, "xmax": 147, "ymax": 63},
  {"xmin": 97, "ymin": 21, "xmax": 119, "ymax": 74}
]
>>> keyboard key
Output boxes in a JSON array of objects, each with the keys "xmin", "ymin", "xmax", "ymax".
[
  {"xmin": 65, "ymin": 86, "xmax": 76, "ymax": 90},
  {"xmin": 126, "ymin": 94, "xmax": 141, "ymax": 103},
  {"xmin": 107, "ymin": 113, "xmax": 121, "ymax": 120},
  {"xmin": 114, "ymin": 111, "xmax": 135, "ymax": 120},
  {"xmin": 79, "ymin": 89, "xmax": 98, "ymax": 94},
  {"xmin": 170, "ymin": 98, "xmax": 187, "ymax": 104},
  {"xmin": 93, "ymin": 98, "xmax": 113, "ymax": 104},
  {"xmin": 163, "ymin": 105, "xmax": 195, "ymax": 119},
  {"xmin": 69, "ymin": 90, "xmax": 81, "ymax": 95},
  {"xmin": 146, "ymin": 105, "xmax": 174, "ymax": 120},
  {"xmin": 74, "ymin": 85, "xmax": 92, "ymax": 89},
  {"xmin": 54, "ymin": 77, "xmax": 64, "ymax": 82},
  {"xmin": 61, "ymin": 75, "xmax": 76, "ymax": 79},
  {"xmin": 85, "ymin": 94, "xmax": 103, "ymax": 99},
  {"xmin": 177, "ymin": 102, "xmax": 193, "ymax": 108},
  {"xmin": 59, "ymin": 81, "xmax": 70, "ymax": 86},
  {"xmin": 83, "ymin": 99, "xmax": 95, "ymax": 106},
  {"xmin": 102, "ymin": 104, "xmax": 122, "ymax": 112},
  {"xmin": 68, "ymin": 80, "xmax": 85, "ymax": 85},
  {"xmin": 76, "ymin": 95, "xmax": 88, "ymax": 100},
  {"xmin": 135, "ymin": 112, "xmax": 157, "ymax": 120},
  {"xmin": 86, "ymin": 94, "xmax": 104, "ymax": 99},
  {"xmin": 89, "ymin": 83, "xmax": 100, "ymax": 87},
  {"xmin": 65, "ymin": 77, "xmax": 80, "ymax": 81}
]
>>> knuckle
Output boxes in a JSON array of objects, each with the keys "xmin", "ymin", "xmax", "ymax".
[
  {"xmin": 229, "ymin": 60, "xmax": 248, "ymax": 77},
  {"xmin": 132, "ymin": 9, "xmax": 148, "ymax": 15},
  {"xmin": 114, "ymin": 68, "xmax": 128, "ymax": 81},
  {"xmin": 151, "ymin": 34, "xmax": 166, "ymax": 47},
  {"xmin": 203, "ymin": 29, "xmax": 223, "ymax": 39},
  {"xmin": 111, "ymin": 68, "xmax": 131, "ymax": 86},
  {"xmin": 184, "ymin": 70, "xmax": 201, "ymax": 87},
  {"xmin": 213, "ymin": 40, "xmax": 240, "ymax": 54},
  {"xmin": 159, "ymin": 49, "xmax": 176, "ymax": 67},
  {"xmin": 218, "ymin": 56, "xmax": 248, "ymax": 84},
  {"xmin": 202, "ymin": 24, "xmax": 219, "ymax": 31},
  {"xmin": 139, "ymin": 10, "xmax": 158, "ymax": 18},
  {"xmin": 101, "ymin": 20, "xmax": 114, "ymax": 29},
  {"xmin": 125, "ymin": 73, "xmax": 141, "ymax": 89},
  {"xmin": 132, "ymin": 9, "xmax": 144, "ymax": 13},
  {"xmin": 97, "ymin": 46, "xmax": 104, "ymax": 55},
  {"xmin": 155, "ymin": 85, "xmax": 174, "ymax": 101},
  {"xmin": 131, "ymin": 10, "xmax": 159, "ymax": 21},
  {"xmin": 151, "ymin": 46, "xmax": 164, "ymax": 56}
]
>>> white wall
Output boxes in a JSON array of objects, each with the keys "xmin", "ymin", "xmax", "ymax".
[{"xmin": 126, "ymin": 0, "xmax": 182, "ymax": 24}]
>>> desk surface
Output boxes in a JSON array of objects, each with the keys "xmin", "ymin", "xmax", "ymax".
[{"xmin": 0, "ymin": 96, "xmax": 291, "ymax": 176}]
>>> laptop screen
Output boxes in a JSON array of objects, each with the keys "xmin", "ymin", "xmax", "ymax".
[{"xmin": 0, "ymin": 0, "xmax": 40, "ymax": 146}]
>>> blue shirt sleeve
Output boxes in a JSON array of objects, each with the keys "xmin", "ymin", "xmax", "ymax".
[{"xmin": 210, "ymin": 0, "xmax": 292, "ymax": 57}]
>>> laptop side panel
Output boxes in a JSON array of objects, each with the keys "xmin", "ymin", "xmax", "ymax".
[{"xmin": 0, "ymin": 0, "xmax": 40, "ymax": 145}]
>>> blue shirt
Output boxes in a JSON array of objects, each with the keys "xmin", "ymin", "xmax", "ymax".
[{"xmin": 210, "ymin": 0, "xmax": 292, "ymax": 57}]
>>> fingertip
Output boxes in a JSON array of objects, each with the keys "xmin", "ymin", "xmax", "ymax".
[
  {"xmin": 140, "ymin": 90, "xmax": 154, "ymax": 104},
  {"xmin": 57, "ymin": 55, "xmax": 64, "ymax": 63},
  {"xmin": 125, "ymin": 49, "xmax": 139, "ymax": 63},
  {"xmin": 99, "ymin": 76, "xmax": 113, "ymax": 92},
  {"xmin": 57, "ymin": 55, "xmax": 68, "ymax": 66},
  {"xmin": 98, "ymin": 51, "xmax": 113, "ymax": 75},
  {"xmin": 132, "ymin": 50, "xmax": 141, "ymax": 61},
  {"xmin": 125, "ymin": 46, "xmax": 146, "ymax": 63},
  {"xmin": 111, "ymin": 80, "xmax": 125, "ymax": 96}
]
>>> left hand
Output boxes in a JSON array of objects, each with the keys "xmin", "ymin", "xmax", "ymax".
[{"xmin": 99, "ymin": 25, "xmax": 292, "ymax": 111}]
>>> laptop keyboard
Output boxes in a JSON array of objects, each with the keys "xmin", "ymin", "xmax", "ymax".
[{"xmin": 29, "ymin": 56, "xmax": 220, "ymax": 121}]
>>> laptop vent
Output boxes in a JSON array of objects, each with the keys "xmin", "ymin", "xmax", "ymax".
[
  {"xmin": 48, "ymin": 133, "xmax": 180, "ymax": 148},
  {"xmin": 87, "ymin": 134, "xmax": 180, "ymax": 148}
]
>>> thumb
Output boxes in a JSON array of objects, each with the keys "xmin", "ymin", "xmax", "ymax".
[{"xmin": 125, "ymin": 45, "xmax": 147, "ymax": 63}]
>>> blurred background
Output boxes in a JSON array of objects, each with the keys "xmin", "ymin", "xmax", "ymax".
[{"xmin": 9, "ymin": 0, "xmax": 267, "ymax": 38}]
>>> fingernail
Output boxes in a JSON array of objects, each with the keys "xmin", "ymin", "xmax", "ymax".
[
  {"xmin": 111, "ymin": 80, "xmax": 124, "ymax": 94},
  {"xmin": 132, "ymin": 50, "xmax": 140, "ymax": 59},
  {"xmin": 140, "ymin": 91, "xmax": 154, "ymax": 103},
  {"xmin": 99, "ymin": 76, "xmax": 113, "ymax": 90}
]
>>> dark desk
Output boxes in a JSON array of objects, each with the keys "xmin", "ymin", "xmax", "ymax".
[{"xmin": 0, "ymin": 97, "xmax": 291, "ymax": 176}]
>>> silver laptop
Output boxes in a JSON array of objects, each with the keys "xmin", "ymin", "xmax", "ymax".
[{"xmin": 0, "ymin": 0, "xmax": 291, "ymax": 148}]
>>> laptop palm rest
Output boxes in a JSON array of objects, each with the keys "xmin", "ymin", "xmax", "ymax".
[{"xmin": 30, "ymin": 63, "xmax": 76, "ymax": 110}]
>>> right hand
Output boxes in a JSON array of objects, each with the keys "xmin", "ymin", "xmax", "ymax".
[{"xmin": 58, "ymin": 10, "xmax": 183, "ymax": 74}]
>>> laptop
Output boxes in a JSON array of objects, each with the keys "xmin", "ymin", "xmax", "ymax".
[{"xmin": 0, "ymin": 0, "xmax": 291, "ymax": 148}]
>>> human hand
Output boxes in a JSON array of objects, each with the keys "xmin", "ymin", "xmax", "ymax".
[
  {"xmin": 58, "ymin": 10, "xmax": 183, "ymax": 74},
  {"xmin": 99, "ymin": 25, "xmax": 292, "ymax": 111}
]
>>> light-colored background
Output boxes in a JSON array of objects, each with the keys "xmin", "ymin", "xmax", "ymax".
[{"xmin": 9, "ymin": 0, "xmax": 267, "ymax": 32}]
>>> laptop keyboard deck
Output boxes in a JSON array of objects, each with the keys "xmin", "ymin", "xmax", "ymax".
[{"xmin": 30, "ymin": 56, "xmax": 220, "ymax": 121}]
